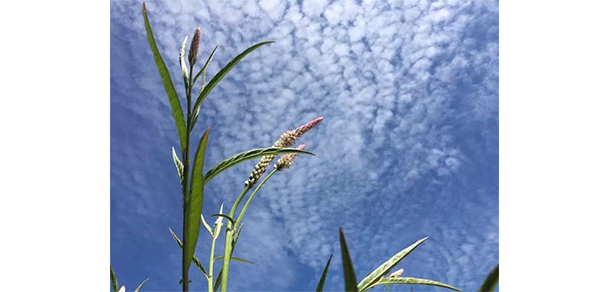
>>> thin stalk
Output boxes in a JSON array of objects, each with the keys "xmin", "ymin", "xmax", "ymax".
[
  {"xmin": 235, "ymin": 169, "xmax": 277, "ymax": 227},
  {"xmin": 220, "ymin": 186, "xmax": 251, "ymax": 292},
  {"xmin": 182, "ymin": 64, "xmax": 195, "ymax": 292},
  {"xmin": 208, "ymin": 234, "xmax": 217, "ymax": 292}
]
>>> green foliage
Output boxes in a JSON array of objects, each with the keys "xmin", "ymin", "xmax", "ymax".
[
  {"xmin": 169, "ymin": 227, "xmax": 209, "ymax": 277},
  {"xmin": 316, "ymin": 254, "xmax": 333, "ymax": 292},
  {"xmin": 357, "ymin": 237, "xmax": 428, "ymax": 291},
  {"xmin": 110, "ymin": 265, "xmax": 119, "ymax": 292},
  {"xmin": 363, "ymin": 277, "xmax": 460, "ymax": 292},
  {"xmin": 339, "ymin": 228, "xmax": 359, "ymax": 292},
  {"xmin": 191, "ymin": 41, "xmax": 274, "ymax": 128},
  {"xmin": 183, "ymin": 129, "xmax": 210, "ymax": 278},
  {"xmin": 142, "ymin": 2, "xmax": 187, "ymax": 151},
  {"xmin": 213, "ymin": 256, "xmax": 254, "ymax": 264},
  {"xmin": 477, "ymin": 265, "xmax": 499, "ymax": 292},
  {"xmin": 134, "ymin": 278, "xmax": 150, "ymax": 292},
  {"xmin": 202, "ymin": 147, "xmax": 314, "ymax": 185}
]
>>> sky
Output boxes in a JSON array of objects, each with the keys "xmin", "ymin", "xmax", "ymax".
[{"xmin": 110, "ymin": 0, "xmax": 498, "ymax": 291}]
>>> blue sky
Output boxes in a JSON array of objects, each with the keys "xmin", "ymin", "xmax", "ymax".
[{"xmin": 111, "ymin": 0, "xmax": 498, "ymax": 291}]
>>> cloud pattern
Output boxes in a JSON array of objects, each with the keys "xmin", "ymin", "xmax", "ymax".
[{"xmin": 111, "ymin": 0, "xmax": 498, "ymax": 291}]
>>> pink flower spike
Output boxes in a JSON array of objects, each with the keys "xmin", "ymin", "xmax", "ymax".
[{"xmin": 294, "ymin": 117, "xmax": 323, "ymax": 137}]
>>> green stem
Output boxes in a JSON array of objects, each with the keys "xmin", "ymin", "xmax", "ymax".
[
  {"xmin": 235, "ymin": 169, "xmax": 277, "ymax": 227},
  {"xmin": 182, "ymin": 64, "xmax": 194, "ymax": 292},
  {"xmin": 208, "ymin": 234, "xmax": 217, "ymax": 292},
  {"xmin": 220, "ymin": 187, "xmax": 250, "ymax": 292}
]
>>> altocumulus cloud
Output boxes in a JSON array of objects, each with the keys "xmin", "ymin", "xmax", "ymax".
[{"xmin": 111, "ymin": 0, "xmax": 498, "ymax": 291}]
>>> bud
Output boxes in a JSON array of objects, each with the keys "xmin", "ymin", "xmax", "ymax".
[
  {"xmin": 389, "ymin": 268, "xmax": 404, "ymax": 278},
  {"xmin": 245, "ymin": 117, "xmax": 323, "ymax": 187},
  {"xmin": 275, "ymin": 144, "xmax": 306, "ymax": 171},
  {"xmin": 188, "ymin": 27, "xmax": 201, "ymax": 66}
]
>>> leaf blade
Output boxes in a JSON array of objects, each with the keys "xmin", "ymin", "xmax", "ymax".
[
  {"xmin": 134, "ymin": 278, "xmax": 150, "ymax": 292},
  {"xmin": 110, "ymin": 265, "xmax": 119, "ymax": 292},
  {"xmin": 365, "ymin": 277, "xmax": 460, "ymax": 292},
  {"xmin": 183, "ymin": 128, "xmax": 210, "ymax": 278},
  {"xmin": 316, "ymin": 254, "xmax": 333, "ymax": 292},
  {"xmin": 477, "ymin": 264, "xmax": 499, "ymax": 292},
  {"xmin": 203, "ymin": 147, "xmax": 314, "ymax": 185},
  {"xmin": 191, "ymin": 41, "xmax": 273, "ymax": 128},
  {"xmin": 169, "ymin": 227, "xmax": 208, "ymax": 277},
  {"xmin": 357, "ymin": 237, "xmax": 428, "ymax": 291},
  {"xmin": 339, "ymin": 228, "xmax": 359, "ymax": 292},
  {"xmin": 142, "ymin": 2, "xmax": 187, "ymax": 150},
  {"xmin": 213, "ymin": 256, "xmax": 254, "ymax": 264}
]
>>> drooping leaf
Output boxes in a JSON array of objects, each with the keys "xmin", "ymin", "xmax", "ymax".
[
  {"xmin": 213, "ymin": 256, "xmax": 254, "ymax": 264},
  {"xmin": 357, "ymin": 237, "xmax": 428, "ymax": 291},
  {"xmin": 362, "ymin": 277, "xmax": 460, "ymax": 292},
  {"xmin": 477, "ymin": 264, "xmax": 499, "ymax": 292},
  {"xmin": 190, "ymin": 41, "xmax": 273, "ymax": 129},
  {"xmin": 183, "ymin": 128, "xmax": 210, "ymax": 277},
  {"xmin": 203, "ymin": 147, "xmax": 314, "ymax": 185},
  {"xmin": 339, "ymin": 228, "xmax": 359, "ymax": 292},
  {"xmin": 134, "ymin": 278, "xmax": 150, "ymax": 292},
  {"xmin": 142, "ymin": 2, "xmax": 187, "ymax": 150},
  {"xmin": 168, "ymin": 227, "xmax": 208, "ymax": 277},
  {"xmin": 316, "ymin": 254, "xmax": 333, "ymax": 292},
  {"xmin": 110, "ymin": 265, "xmax": 119, "ymax": 292},
  {"xmin": 211, "ymin": 214, "xmax": 236, "ymax": 226},
  {"xmin": 201, "ymin": 214, "xmax": 213, "ymax": 237}
]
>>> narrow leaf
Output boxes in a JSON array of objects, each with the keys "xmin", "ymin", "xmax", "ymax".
[
  {"xmin": 363, "ymin": 277, "xmax": 460, "ymax": 292},
  {"xmin": 110, "ymin": 265, "xmax": 119, "ymax": 292},
  {"xmin": 183, "ymin": 128, "xmax": 210, "ymax": 277},
  {"xmin": 214, "ymin": 267, "xmax": 223, "ymax": 292},
  {"xmin": 213, "ymin": 256, "xmax": 254, "ymax": 264},
  {"xmin": 191, "ymin": 41, "xmax": 273, "ymax": 129},
  {"xmin": 339, "ymin": 228, "xmax": 359, "ymax": 292},
  {"xmin": 203, "ymin": 147, "xmax": 314, "ymax": 185},
  {"xmin": 191, "ymin": 46, "xmax": 219, "ymax": 130},
  {"xmin": 180, "ymin": 36, "xmax": 189, "ymax": 94},
  {"xmin": 201, "ymin": 214, "xmax": 213, "ymax": 237},
  {"xmin": 142, "ymin": 2, "xmax": 187, "ymax": 150},
  {"xmin": 477, "ymin": 264, "xmax": 499, "ymax": 292},
  {"xmin": 134, "ymin": 278, "xmax": 149, "ymax": 292},
  {"xmin": 169, "ymin": 227, "xmax": 208, "ymax": 277},
  {"xmin": 172, "ymin": 147, "xmax": 184, "ymax": 180},
  {"xmin": 316, "ymin": 254, "xmax": 333, "ymax": 292},
  {"xmin": 357, "ymin": 237, "xmax": 428, "ymax": 291}
]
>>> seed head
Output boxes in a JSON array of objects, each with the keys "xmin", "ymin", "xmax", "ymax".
[
  {"xmin": 244, "ymin": 117, "xmax": 323, "ymax": 188},
  {"xmin": 188, "ymin": 27, "xmax": 201, "ymax": 66},
  {"xmin": 275, "ymin": 143, "xmax": 306, "ymax": 171}
]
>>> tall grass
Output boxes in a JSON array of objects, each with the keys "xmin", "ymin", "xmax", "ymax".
[{"xmin": 109, "ymin": 3, "xmax": 497, "ymax": 292}]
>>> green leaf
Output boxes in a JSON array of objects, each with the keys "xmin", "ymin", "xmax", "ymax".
[
  {"xmin": 211, "ymin": 214, "xmax": 236, "ymax": 226},
  {"xmin": 142, "ymin": 3, "xmax": 187, "ymax": 151},
  {"xmin": 134, "ymin": 278, "xmax": 150, "ymax": 292},
  {"xmin": 203, "ymin": 147, "xmax": 314, "ymax": 185},
  {"xmin": 191, "ymin": 46, "xmax": 219, "ymax": 131},
  {"xmin": 191, "ymin": 41, "xmax": 273, "ymax": 129},
  {"xmin": 110, "ymin": 265, "xmax": 119, "ymax": 292},
  {"xmin": 357, "ymin": 237, "xmax": 428, "ymax": 291},
  {"xmin": 316, "ymin": 254, "xmax": 333, "ymax": 292},
  {"xmin": 172, "ymin": 147, "xmax": 184, "ymax": 180},
  {"xmin": 213, "ymin": 256, "xmax": 254, "ymax": 264},
  {"xmin": 339, "ymin": 228, "xmax": 359, "ymax": 292},
  {"xmin": 183, "ymin": 128, "xmax": 210, "ymax": 277},
  {"xmin": 214, "ymin": 267, "xmax": 223, "ymax": 292},
  {"xmin": 362, "ymin": 277, "xmax": 460, "ymax": 292},
  {"xmin": 477, "ymin": 264, "xmax": 499, "ymax": 292},
  {"xmin": 180, "ymin": 36, "xmax": 189, "ymax": 95},
  {"xmin": 168, "ymin": 227, "xmax": 208, "ymax": 277}
]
